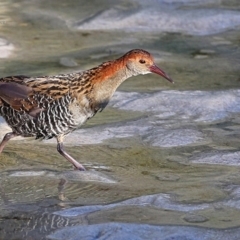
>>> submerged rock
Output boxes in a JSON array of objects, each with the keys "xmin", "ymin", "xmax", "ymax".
[
  {"xmin": 74, "ymin": 6, "xmax": 240, "ymax": 36},
  {"xmin": 47, "ymin": 222, "xmax": 240, "ymax": 240}
]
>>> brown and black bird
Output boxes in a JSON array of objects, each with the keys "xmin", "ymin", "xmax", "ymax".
[{"xmin": 0, "ymin": 49, "xmax": 173, "ymax": 170}]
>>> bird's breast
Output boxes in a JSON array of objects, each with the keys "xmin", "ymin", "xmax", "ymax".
[{"xmin": 68, "ymin": 96, "xmax": 94, "ymax": 128}]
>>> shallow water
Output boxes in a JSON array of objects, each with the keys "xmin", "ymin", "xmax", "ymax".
[{"xmin": 0, "ymin": 0, "xmax": 240, "ymax": 239}]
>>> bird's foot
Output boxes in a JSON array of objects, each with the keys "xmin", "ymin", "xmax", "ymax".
[{"xmin": 74, "ymin": 164, "xmax": 86, "ymax": 171}]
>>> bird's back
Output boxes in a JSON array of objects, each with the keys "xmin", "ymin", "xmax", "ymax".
[{"xmin": 0, "ymin": 74, "xmax": 94, "ymax": 139}]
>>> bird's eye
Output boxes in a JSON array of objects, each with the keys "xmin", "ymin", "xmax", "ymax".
[{"xmin": 139, "ymin": 59, "xmax": 146, "ymax": 64}]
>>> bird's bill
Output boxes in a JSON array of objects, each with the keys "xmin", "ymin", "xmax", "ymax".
[{"xmin": 149, "ymin": 64, "xmax": 174, "ymax": 83}]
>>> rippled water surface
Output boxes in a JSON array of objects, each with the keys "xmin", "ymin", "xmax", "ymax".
[{"xmin": 0, "ymin": 0, "xmax": 240, "ymax": 239}]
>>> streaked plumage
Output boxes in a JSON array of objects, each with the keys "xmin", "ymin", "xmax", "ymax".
[{"xmin": 0, "ymin": 49, "xmax": 173, "ymax": 170}]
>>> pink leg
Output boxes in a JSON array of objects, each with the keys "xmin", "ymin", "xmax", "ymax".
[
  {"xmin": 56, "ymin": 135, "xmax": 86, "ymax": 171},
  {"xmin": 0, "ymin": 132, "xmax": 18, "ymax": 153}
]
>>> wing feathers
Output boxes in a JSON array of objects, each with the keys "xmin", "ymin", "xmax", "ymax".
[
  {"xmin": 0, "ymin": 82, "xmax": 32, "ymax": 107},
  {"xmin": 0, "ymin": 82, "xmax": 43, "ymax": 117}
]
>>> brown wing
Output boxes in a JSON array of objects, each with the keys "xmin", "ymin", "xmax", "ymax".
[
  {"xmin": 0, "ymin": 80, "xmax": 42, "ymax": 117},
  {"xmin": 0, "ymin": 82, "xmax": 32, "ymax": 107},
  {"xmin": 0, "ymin": 74, "xmax": 71, "ymax": 117}
]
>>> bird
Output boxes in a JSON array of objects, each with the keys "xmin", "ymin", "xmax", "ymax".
[{"xmin": 0, "ymin": 49, "xmax": 173, "ymax": 171}]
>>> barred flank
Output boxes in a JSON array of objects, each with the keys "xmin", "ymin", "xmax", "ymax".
[{"xmin": 0, "ymin": 94, "xmax": 77, "ymax": 139}]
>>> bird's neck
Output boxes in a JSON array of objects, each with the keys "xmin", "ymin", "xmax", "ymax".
[
  {"xmin": 87, "ymin": 58, "xmax": 133, "ymax": 106},
  {"xmin": 69, "ymin": 56, "xmax": 135, "ymax": 113}
]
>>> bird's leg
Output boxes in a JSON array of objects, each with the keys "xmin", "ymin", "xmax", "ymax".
[
  {"xmin": 0, "ymin": 132, "xmax": 18, "ymax": 153},
  {"xmin": 56, "ymin": 135, "xmax": 86, "ymax": 171}
]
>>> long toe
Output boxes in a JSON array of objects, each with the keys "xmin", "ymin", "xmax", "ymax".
[{"xmin": 74, "ymin": 164, "xmax": 86, "ymax": 171}]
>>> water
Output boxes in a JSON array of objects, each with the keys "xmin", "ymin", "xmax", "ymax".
[{"xmin": 0, "ymin": 0, "xmax": 240, "ymax": 239}]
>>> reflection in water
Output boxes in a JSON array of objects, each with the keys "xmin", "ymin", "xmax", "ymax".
[{"xmin": 0, "ymin": 0, "xmax": 240, "ymax": 239}]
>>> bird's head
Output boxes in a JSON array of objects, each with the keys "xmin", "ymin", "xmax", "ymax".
[{"xmin": 123, "ymin": 49, "xmax": 174, "ymax": 83}]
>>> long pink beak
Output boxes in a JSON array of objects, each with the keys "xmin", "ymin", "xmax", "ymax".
[{"xmin": 149, "ymin": 64, "xmax": 174, "ymax": 83}]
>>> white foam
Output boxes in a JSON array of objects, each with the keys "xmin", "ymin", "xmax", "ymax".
[
  {"xmin": 54, "ymin": 193, "xmax": 209, "ymax": 217},
  {"xmin": 0, "ymin": 38, "xmax": 14, "ymax": 58},
  {"xmin": 75, "ymin": 7, "xmax": 240, "ymax": 36},
  {"xmin": 65, "ymin": 121, "xmax": 150, "ymax": 145},
  {"xmin": 192, "ymin": 151, "xmax": 240, "ymax": 166},
  {"xmin": 47, "ymin": 223, "xmax": 240, "ymax": 240},
  {"xmin": 111, "ymin": 90, "xmax": 240, "ymax": 122},
  {"xmin": 0, "ymin": 118, "xmax": 12, "ymax": 138},
  {"xmin": 9, "ymin": 171, "xmax": 46, "ymax": 177},
  {"xmin": 145, "ymin": 128, "xmax": 206, "ymax": 147}
]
